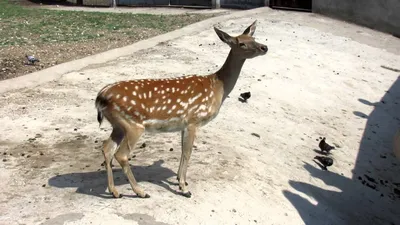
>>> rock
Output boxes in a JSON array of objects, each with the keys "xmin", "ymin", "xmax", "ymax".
[
  {"xmin": 251, "ymin": 133, "xmax": 260, "ymax": 138},
  {"xmin": 170, "ymin": 148, "xmax": 174, "ymax": 151}
]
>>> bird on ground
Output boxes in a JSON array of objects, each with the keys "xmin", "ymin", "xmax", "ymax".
[
  {"xmin": 314, "ymin": 156, "xmax": 333, "ymax": 170},
  {"xmin": 25, "ymin": 55, "xmax": 40, "ymax": 64},
  {"xmin": 239, "ymin": 92, "xmax": 251, "ymax": 102},
  {"xmin": 319, "ymin": 137, "xmax": 335, "ymax": 153}
]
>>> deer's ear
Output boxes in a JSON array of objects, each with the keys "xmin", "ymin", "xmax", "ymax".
[
  {"xmin": 242, "ymin": 20, "xmax": 257, "ymax": 36},
  {"xmin": 214, "ymin": 27, "xmax": 237, "ymax": 46}
]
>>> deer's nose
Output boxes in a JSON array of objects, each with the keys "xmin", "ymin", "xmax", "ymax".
[{"xmin": 260, "ymin": 45, "xmax": 268, "ymax": 53}]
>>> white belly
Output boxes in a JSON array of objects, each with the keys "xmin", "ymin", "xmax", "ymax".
[{"xmin": 143, "ymin": 118, "xmax": 187, "ymax": 133}]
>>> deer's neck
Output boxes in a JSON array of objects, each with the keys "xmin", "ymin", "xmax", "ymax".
[{"xmin": 216, "ymin": 50, "xmax": 246, "ymax": 102}]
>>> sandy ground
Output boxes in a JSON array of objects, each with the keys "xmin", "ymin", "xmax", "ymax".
[{"xmin": 1, "ymin": 7, "xmax": 400, "ymax": 225}]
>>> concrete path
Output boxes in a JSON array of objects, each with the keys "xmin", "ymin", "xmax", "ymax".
[
  {"xmin": 1, "ymin": 6, "xmax": 400, "ymax": 225},
  {"xmin": 41, "ymin": 5, "xmax": 234, "ymax": 15}
]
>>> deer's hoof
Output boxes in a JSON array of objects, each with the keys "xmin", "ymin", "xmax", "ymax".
[
  {"xmin": 112, "ymin": 192, "xmax": 122, "ymax": 198},
  {"xmin": 181, "ymin": 191, "xmax": 192, "ymax": 198},
  {"xmin": 138, "ymin": 193, "xmax": 150, "ymax": 198}
]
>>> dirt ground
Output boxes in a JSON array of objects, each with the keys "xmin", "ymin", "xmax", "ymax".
[
  {"xmin": 0, "ymin": 1, "xmax": 223, "ymax": 80},
  {"xmin": 0, "ymin": 7, "xmax": 400, "ymax": 225}
]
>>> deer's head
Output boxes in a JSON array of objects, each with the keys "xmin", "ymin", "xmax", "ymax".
[{"xmin": 214, "ymin": 20, "xmax": 268, "ymax": 59}]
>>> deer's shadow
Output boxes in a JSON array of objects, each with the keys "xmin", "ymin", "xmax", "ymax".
[{"xmin": 48, "ymin": 159, "xmax": 181, "ymax": 198}]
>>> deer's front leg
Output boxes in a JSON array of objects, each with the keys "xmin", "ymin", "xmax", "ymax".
[{"xmin": 177, "ymin": 125, "xmax": 196, "ymax": 198}]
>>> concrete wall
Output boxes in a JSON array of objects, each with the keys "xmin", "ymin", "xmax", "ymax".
[{"xmin": 312, "ymin": 0, "xmax": 400, "ymax": 37}]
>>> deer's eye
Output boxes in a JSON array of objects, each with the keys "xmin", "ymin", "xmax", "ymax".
[{"xmin": 239, "ymin": 43, "xmax": 246, "ymax": 47}]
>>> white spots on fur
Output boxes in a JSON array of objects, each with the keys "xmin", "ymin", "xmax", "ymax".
[
  {"xmin": 180, "ymin": 102, "xmax": 189, "ymax": 109},
  {"xmin": 138, "ymin": 94, "xmax": 142, "ymax": 99},
  {"xmin": 177, "ymin": 98, "xmax": 181, "ymax": 103},
  {"xmin": 124, "ymin": 87, "xmax": 128, "ymax": 90},
  {"xmin": 172, "ymin": 87, "xmax": 175, "ymax": 93},
  {"xmin": 171, "ymin": 105, "xmax": 177, "ymax": 110},
  {"xmin": 167, "ymin": 110, "xmax": 172, "ymax": 114},
  {"xmin": 157, "ymin": 107, "xmax": 162, "ymax": 111},
  {"xmin": 161, "ymin": 90, "xmax": 165, "ymax": 95},
  {"xmin": 195, "ymin": 104, "xmax": 207, "ymax": 113},
  {"xmin": 127, "ymin": 106, "xmax": 132, "ymax": 111},
  {"xmin": 155, "ymin": 99, "xmax": 159, "ymax": 104},
  {"xmin": 106, "ymin": 94, "xmax": 113, "ymax": 99},
  {"xmin": 132, "ymin": 91, "xmax": 137, "ymax": 96},
  {"xmin": 166, "ymin": 88, "xmax": 170, "ymax": 92},
  {"xmin": 162, "ymin": 96, "xmax": 167, "ymax": 99},
  {"xmin": 123, "ymin": 96, "xmax": 128, "ymax": 102},
  {"xmin": 149, "ymin": 91, "xmax": 152, "ymax": 98},
  {"xmin": 188, "ymin": 105, "xmax": 199, "ymax": 113},
  {"xmin": 176, "ymin": 110, "xmax": 184, "ymax": 114},
  {"xmin": 130, "ymin": 100, "xmax": 136, "ymax": 105},
  {"xmin": 197, "ymin": 111, "xmax": 208, "ymax": 117},
  {"xmin": 167, "ymin": 99, "xmax": 172, "ymax": 104},
  {"xmin": 134, "ymin": 111, "xmax": 140, "ymax": 116},
  {"xmin": 141, "ymin": 103, "xmax": 146, "ymax": 109},
  {"xmin": 154, "ymin": 87, "xmax": 158, "ymax": 91},
  {"xmin": 162, "ymin": 106, "xmax": 167, "ymax": 110},
  {"xmin": 150, "ymin": 107, "xmax": 154, "ymax": 113},
  {"xmin": 143, "ymin": 93, "xmax": 147, "ymax": 99},
  {"xmin": 134, "ymin": 86, "xmax": 138, "ymax": 90},
  {"xmin": 188, "ymin": 92, "xmax": 202, "ymax": 104}
]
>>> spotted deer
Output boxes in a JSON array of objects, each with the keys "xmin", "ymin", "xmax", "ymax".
[{"xmin": 95, "ymin": 20, "xmax": 268, "ymax": 198}]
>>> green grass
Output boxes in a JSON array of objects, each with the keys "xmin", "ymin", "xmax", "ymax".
[{"xmin": 0, "ymin": 0, "xmax": 215, "ymax": 47}]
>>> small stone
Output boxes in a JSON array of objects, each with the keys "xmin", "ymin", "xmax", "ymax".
[
  {"xmin": 55, "ymin": 128, "xmax": 59, "ymax": 131},
  {"xmin": 2, "ymin": 159, "xmax": 6, "ymax": 162},
  {"xmin": 74, "ymin": 128, "xmax": 78, "ymax": 131},
  {"xmin": 140, "ymin": 143, "xmax": 146, "ymax": 148},
  {"xmin": 170, "ymin": 148, "xmax": 174, "ymax": 151},
  {"xmin": 42, "ymin": 184, "xmax": 46, "ymax": 187},
  {"xmin": 21, "ymin": 153, "xmax": 25, "ymax": 156},
  {"xmin": 251, "ymin": 133, "xmax": 260, "ymax": 138},
  {"xmin": 232, "ymin": 209, "xmax": 237, "ymax": 213},
  {"xmin": 27, "ymin": 155, "xmax": 31, "ymax": 158},
  {"xmin": 40, "ymin": 152, "xmax": 44, "ymax": 156}
]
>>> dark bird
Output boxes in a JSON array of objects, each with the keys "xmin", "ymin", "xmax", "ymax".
[
  {"xmin": 314, "ymin": 156, "xmax": 333, "ymax": 170},
  {"xmin": 319, "ymin": 137, "xmax": 335, "ymax": 153},
  {"xmin": 25, "ymin": 55, "xmax": 40, "ymax": 64},
  {"xmin": 239, "ymin": 92, "xmax": 251, "ymax": 102}
]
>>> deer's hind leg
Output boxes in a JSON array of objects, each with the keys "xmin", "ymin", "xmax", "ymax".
[
  {"xmin": 177, "ymin": 125, "xmax": 197, "ymax": 198},
  {"xmin": 114, "ymin": 121, "xmax": 149, "ymax": 198},
  {"xmin": 103, "ymin": 126, "xmax": 124, "ymax": 198}
]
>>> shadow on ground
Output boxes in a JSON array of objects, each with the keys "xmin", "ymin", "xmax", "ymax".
[
  {"xmin": 48, "ymin": 159, "xmax": 181, "ymax": 198},
  {"xmin": 284, "ymin": 75, "xmax": 400, "ymax": 225}
]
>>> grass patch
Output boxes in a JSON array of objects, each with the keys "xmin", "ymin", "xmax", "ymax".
[{"xmin": 0, "ymin": 0, "xmax": 219, "ymax": 79}]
